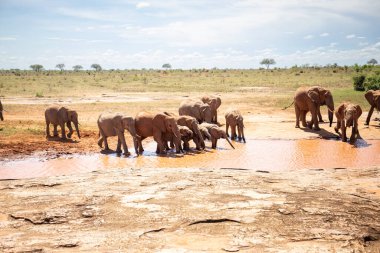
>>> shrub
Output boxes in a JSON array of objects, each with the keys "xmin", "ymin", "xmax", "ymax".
[
  {"xmin": 353, "ymin": 75, "xmax": 366, "ymax": 91},
  {"xmin": 365, "ymin": 75, "xmax": 380, "ymax": 91},
  {"xmin": 35, "ymin": 92, "xmax": 44, "ymax": 97}
]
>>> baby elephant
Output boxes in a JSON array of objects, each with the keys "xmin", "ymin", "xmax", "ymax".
[
  {"xmin": 200, "ymin": 122, "xmax": 235, "ymax": 149},
  {"xmin": 163, "ymin": 125, "xmax": 193, "ymax": 152},
  {"xmin": 97, "ymin": 113, "xmax": 140, "ymax": 156},
  {"xmin": 334, "ymin": 103, "xmax": 362, "ymax": 143},
  {"xmin": 225, "ymin": 109, "xmax": 246, "ymax": 142}
]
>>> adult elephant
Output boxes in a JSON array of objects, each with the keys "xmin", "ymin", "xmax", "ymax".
[
  {"xmin": 97, "ymin": 113, "xmax": 140, "ymax": 156},
  {"xmin": 334, "ymin": 103, "xmax": 362, "ymax": 143},
  {"xmin": 0, "ymin": 99, "xmax": 3, "ymax": 121},
  {"xmin": 179, "ymin": 99, "xmax": 212, "ymax": 124},
  {"xmin": 294, "ymin": 86, "xmax": 334, "ymax": 131},
  {"xmin": 201, "ymin": 95, "xmax": 221, "ymax": 123},
  {"xmin": 364, "ymin": 90, "xmax": 380, "ymax": 125},
  {"xmin": 135, "ymin": 112, "xmax": 181, "ymax": 154},
  {"xmin": 45, "ymin": 105, "xmax": 81, "ymax": 140},
  {"xmin": 200, "ymin": 122, "xmax": 235, "ymax": 149}
]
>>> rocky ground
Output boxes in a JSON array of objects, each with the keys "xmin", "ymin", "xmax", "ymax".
[{"xmin": 0, "ymin": 166, "xmax": 379, "ymax": 252}]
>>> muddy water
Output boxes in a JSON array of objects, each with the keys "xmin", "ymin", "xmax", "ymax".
[{"xmin": 0, "ymin": 139, "xmax": 379, "ymax": 179}]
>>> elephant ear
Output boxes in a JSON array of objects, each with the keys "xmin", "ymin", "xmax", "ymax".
[
  {"xmin": 365, "ymin": 91, "xmax": 375, "ymax": 106},
  {"xmin": 336, "ymin": 103, "xmax": 346, "ymax": 118},
  {"xmin": 307, "ymin": 90, "xmax": 320, "ymax": 104},
  {"xmin": 200, "ymin": 105, "xmax": 208, "ymax": 117}
]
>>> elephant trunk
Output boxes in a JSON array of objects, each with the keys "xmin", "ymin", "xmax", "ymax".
[
  {"xmin": 0, "ymin": 111, "xmax": 3, "ymax": 121},
  {"xmin": 225, "ymin": 136, "xmax": 235, "ymax": 149},
  {"xmin": 326, "ymin": 96, "xmax": 334, "ymax": 127},
  {"xmin": 193, "ymin": 124, "xmax": 205, "ymax": 149}
]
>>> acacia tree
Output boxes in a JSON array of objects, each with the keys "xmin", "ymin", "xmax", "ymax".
[
  {"xmin": 367, "ymin": 58, "xmax": 378, "ymax": 66},
  {"xmin": 72, "ymin": 65, "xmax": 83, "ymax": 71},
  {"xmin": 56, "ymin": 63, "xmax": 65, "ymax": 71},
  {"xmin": 260, "ymin": 58, "xmax": 276, "ymax": 69},
  {"xmin": 162, "ymin": 63, "xmax": 172, "ymax": 69},
  {"xmin": 30, "ymin": 64, "xmax": 44, "ymax": 72},
  {"xmin": 91, "ymin": 63, "xmax": 102, "ymax": 71}
]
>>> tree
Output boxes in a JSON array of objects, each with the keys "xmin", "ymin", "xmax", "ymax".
[
  {"xmin": 260, "ymin": 58, "xmax": 276, "ymax": 69},
  {"xmin": 30, "ymin": 64, "xmax": 44, "ymax": 72},
  {"xmin": 91, "ymin": 64, "xmax": 102, "ymax": 71},
  {"xmin": 72, "ymin": 65, "xmax": 83, "ymax": 71},
  {"xmin": 162, "ymin": 63, "xmax": 172, "ymax": 69},
  {"xmin": 56, "ymin": 63, "xmax": 65, "ymax": 71},
  {"xmin": 367, "ymin": 58, "xmax": 378, "ymax": 66}
]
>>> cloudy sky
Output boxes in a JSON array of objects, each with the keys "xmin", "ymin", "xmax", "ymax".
[{"xmin": 0, "ymin": 0, "xmax": 379, "ymax": 69}]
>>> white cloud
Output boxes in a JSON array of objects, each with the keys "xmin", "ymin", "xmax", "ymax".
[
  {"xmin": 320, "ymin": 33, "xmax": 329, "ymax": 37},
  {"xmin": 136, "ymin": 2, "xmax": 150, "ymax": 9},
  {"xmin": 346, "ymin": 34, "xmax": 356, "ymax": 39},
  {"xmin": 359, "ymin": 42, "xmax": 369, "ymax": 46},
  {"xmin": 0, "ymin": 37, "xmax": 16, "ymax": 41},
  {"xmin": 304, "ymin": 35, "xmax": 314, "ymax": 39}
]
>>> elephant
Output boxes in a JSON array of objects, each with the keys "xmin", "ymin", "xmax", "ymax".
[
  {"xmin": 0, "ymin": 99, "xmax": 3, "ymax": 121},
  {"xmin": 45, "ymin": 105, "xmax": 80, "ymax": 140},
  {"xmin": 334, "ymin": 103, "xmax": 362, "ymax": 143},
  {"xmin": 135, "ymin": 112, "xmax": 181, "ymax": 155},
  {"xmin": 199, "ymin": 122, "xmax": 235, "ymax": 149},
  {"xmin": 364, "ymin": 90, "xmax": 380, "ymax": 125},
  {"xmin": 225, "ymin": 109, "xmax": 246, "ymax": 143},
  {"xmin": 97, "ymin": 113, "xmax": 140, "ymax": 156},
  {"xmin": 294, "ymin": 86, "xmax": 334, "ymax": 131},
  {"xmin": 163, "ymin": 125, "xmax": 193, "ymax": 152},
  {"xmin": 201, "ymin": 95, "xmax": 221, "ymax": 123},
  {"xmin": 179, "ymin": 99, "xmax": 212, "ymax": 124},
  {"xmin": 163, "ymin": 112, "xmax": 206, "ymax": 150}
]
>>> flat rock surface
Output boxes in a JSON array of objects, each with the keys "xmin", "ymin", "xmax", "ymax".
[{"xmin": 0, "ymin": 166, "xmax": 379, "ymax": 252}]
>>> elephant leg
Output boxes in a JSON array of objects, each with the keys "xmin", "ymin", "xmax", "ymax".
[
  {"xmin": 118, "ymin": 132, "xmax": 130, "ymax": 155},
  {"xmin": 138, "ymin": 139, "xmax": 144, "ymax": 154},
  {"xmin": 183, "ymin": 140, "xmax": 190, "ymax": 151},
  {"xmin": 237, "ymin": 126, "xmax": 242, "ymax": 141},
  {"xmin": 154, "ymin": 132, "xmax": 166, "ymax": 154},
  {"xmin": 66, "ymin": 122, "xmax": 74, "ymax": 138},
  {"xmin": 341, "ymin": 121, "xmax": 347, "ymax": 142},
  {"xmin": 97, "ymin": 136, "xmax": 104, "ymax": 148},
  {"xmin": 317, "ymin": 107, "xmax": 324, "ymax": 122},
  {"xmin": 334, "ymin": 120, "xmax": 341, "ymax": 135},
  {"xmin": 211, "ymin": 137, "xmax": 217, "ymax": 149},
  {"xmin": 240, "ymin": 126, "xmax": 246, "ymax": 143},
  {"xmin": 301, "ymin": 111, "xmax": 307, "ymax": 127},
  {"xmin": 310, "ymin": 106, "xmax": 320, "ymax": 131},
  {"xmin": 60, "ymin": 123, "xmax": 67, "ymax": 139},
  {"xmin": 103, "ymin": 137, "xmax": 110, "ymax": 150},
  {"xmin": 365, "ymin": 106, "xmax": 375, "ymax": 125},
  {"xmin": 53, "ymin": 124, "xmax": 58, "ymax": 137},
  {"xmin": 226, "ymin": 123, "xmax": 230, "ymax": 137},
  {"xmin": 116, "ymin": 137, "xmax": 122, "ymax": 153},
  {"xmin": 295, "ymin": 105, "xmax": 301, "ymax": 128},
  {"xmin": 46, "ymin": 122, "xmax": 51, "ymax": 137}
]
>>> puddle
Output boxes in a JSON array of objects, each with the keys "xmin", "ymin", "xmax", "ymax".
[{"xmin": 0, "ymin": 139, "xmax": 379, "ymax": 180}]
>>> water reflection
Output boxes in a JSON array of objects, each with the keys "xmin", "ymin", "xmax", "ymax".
[{"xmin": 0, "ymin": 139, "xmax": 379, "ymax": 179}]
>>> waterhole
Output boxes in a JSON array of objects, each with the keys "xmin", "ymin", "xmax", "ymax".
[{"xmin": 0, "ymin": 139, "xmax": 379, "ymax": 179}]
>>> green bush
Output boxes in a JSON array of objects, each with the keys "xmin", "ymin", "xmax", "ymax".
[
  {"xmin": 353, "ymin": 75, "xmax": 366, "ymax": 91},
  {"xmin": 365, "ymin": 75, "xmax": 380, "ymax": 91}
]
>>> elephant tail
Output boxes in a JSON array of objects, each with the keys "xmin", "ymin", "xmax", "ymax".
[{"xmin": 282, "ymin": 101, "xmax": 294, "ymax": 110}]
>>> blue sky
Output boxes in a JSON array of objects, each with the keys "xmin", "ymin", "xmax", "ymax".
[{"xmin": 0, "ymin": 0, "xmax": 379, "ymax": 69}]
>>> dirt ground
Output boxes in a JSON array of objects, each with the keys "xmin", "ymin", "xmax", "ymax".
[{"xmin": 0, "ymin": 92, "xmax": 380, "ymax": 252}]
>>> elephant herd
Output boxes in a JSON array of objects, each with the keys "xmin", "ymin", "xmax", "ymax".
[
  {"xmin": 42, "ymin": 95, "xmax": 245, "ymax": 156},
  {"xmin": 292, "ymin": 87, "xmax": 380, "ymax": 143},
  {"xmin": 0, "ymin": 88, "xmax": 378, "ymax": 155}
]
